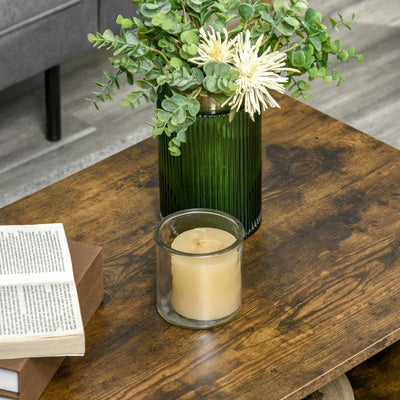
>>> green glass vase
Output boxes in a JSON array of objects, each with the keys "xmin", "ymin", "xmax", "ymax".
[{"xmin": 157, "ymin": 97, "xmax": 262, "ymax": 238}]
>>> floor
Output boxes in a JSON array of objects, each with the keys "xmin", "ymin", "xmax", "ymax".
[{"xmin": 0, "ymin": 0, "xmax": 399, "ymax": 207}]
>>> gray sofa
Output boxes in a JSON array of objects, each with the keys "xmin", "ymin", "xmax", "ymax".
[{"xmin": 0, "ymin": 0, "xmax": 135, "ymax": 141}]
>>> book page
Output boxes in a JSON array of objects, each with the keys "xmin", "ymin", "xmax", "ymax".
[
  {"xmin": 0, "ymin": 224, "xmax": 84, "ymax": 358},
  {"xmin": 0, "ymin": 367, "xmax": 18, "ymax": 393},
  {"xmin": 0, "ymin": 282, "xmax": 82, "ymax": 338},
  {"xmin": 0, "ymin": 224, "xmax": 73, "ymax": 285}
]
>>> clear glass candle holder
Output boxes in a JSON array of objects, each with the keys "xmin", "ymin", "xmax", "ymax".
[{"xmin": 154, "ymin": 208, "xmax": 245, "ymax": 329}]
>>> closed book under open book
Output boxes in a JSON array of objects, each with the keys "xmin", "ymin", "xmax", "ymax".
[{"xmin": 0, "ymin": 239, "xmax": 103, "ymax": 400}]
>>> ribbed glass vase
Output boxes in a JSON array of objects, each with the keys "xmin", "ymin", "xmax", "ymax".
[{"xmin": 157, "ymin": 98, "xmax": 262, "ymax": 238}]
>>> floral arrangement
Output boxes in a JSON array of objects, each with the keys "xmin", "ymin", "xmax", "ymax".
[{"xmin": 88, "ymin": 0, "xmax": 362, "ymax": 155}]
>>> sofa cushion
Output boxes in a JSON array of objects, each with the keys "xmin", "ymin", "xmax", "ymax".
[
  {"xmin": 0, "ymin": 0, "xmax": 83, "ymax": 36},
  {"xmin": 0, "ymin": 0, "xmax": 97, "ymax": 90}
]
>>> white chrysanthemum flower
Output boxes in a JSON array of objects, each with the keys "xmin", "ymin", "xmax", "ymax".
[
  {"xmin": 189, "ymin": 27, "xmax": 235, "ymax": 66},
  {"xmin": 226, "ymin": 30, "xmax": 298, "ymax": 120}
]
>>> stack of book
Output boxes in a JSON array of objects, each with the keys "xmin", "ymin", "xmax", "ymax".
[{"xmin": 0, "ymin": 224, "xmax": 103, "ymax": 400}]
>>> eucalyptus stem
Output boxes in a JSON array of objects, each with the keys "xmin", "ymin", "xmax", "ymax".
[
  {"xmin": 180, "ymin": 0, "xmax": 189, "ymax": 23},
  {"xmin": 148, "ymin": 47, "xmax": 170, "ymax": 65},
  {"xmin": 190, "ymin": 86, "xmax": 203, "ymax": 99}
]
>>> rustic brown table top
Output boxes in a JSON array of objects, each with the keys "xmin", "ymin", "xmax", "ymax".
[{"xmin": 2, "ymin": 95, "xmax": 400, "ymax": 400}]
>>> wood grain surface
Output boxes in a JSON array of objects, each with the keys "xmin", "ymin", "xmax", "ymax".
[{"xmin": 1, "ymin": 95, "xmax": 400, "ymax": 399}]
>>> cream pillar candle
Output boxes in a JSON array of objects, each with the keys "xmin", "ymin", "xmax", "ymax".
[{"xmin": 171, "ymin": 227, "xmax": 241, "ymax": 321}]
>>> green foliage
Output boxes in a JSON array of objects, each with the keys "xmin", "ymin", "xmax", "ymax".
[
  {"xmin": 149, "ymin": 90, "xmax": 201, "ymax": 155},
  {"xmin": 250, "ymin": 1, "xmax": 362, "ymax": 96},
  {"xmin": 88, "ymin": 0, "xmax": 362, "ymax": 155},
  {"xmin": 202, "ymin": 61, "xmax": 238, "ymax": 100}
]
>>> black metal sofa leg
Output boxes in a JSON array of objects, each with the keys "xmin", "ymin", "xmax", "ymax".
[{"xmin": 45, "ymin": 65, "xmax": 61, "ymax": 141}]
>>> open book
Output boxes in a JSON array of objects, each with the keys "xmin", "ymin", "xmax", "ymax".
[{"xmin": 0, "ymin": 224, "xmax": 84, "ymax": 359}]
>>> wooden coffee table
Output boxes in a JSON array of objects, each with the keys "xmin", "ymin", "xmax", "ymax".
[{"xmin": 2, "ymin": 95, "xmax": 400, "ymax": 399}]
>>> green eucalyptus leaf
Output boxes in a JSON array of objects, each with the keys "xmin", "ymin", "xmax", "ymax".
[
  {"xmin": 158, "ymin": 38, "xmax": 176, "ymax": 53},
  {"xmin": 137, "ymin": 58, "xmax": 154, "ymax": 74},
  {"xmin": 317, "ymin": 67, "xmax": 327, "ymax": 77},
  {"xmin": 136, "ymin": 80, "xmax": 153, "ymax": 90},
  {"xmin": 191, "ymin": 68, "xmax": 204, "ymax": 85},
  {"xmin": 203, "ymin": 76, "xmax": 218, "ymax": 92},
  {"xmin": 304, "ymin": 55, "xmax": 315, "ymax": 69},
  {"xmin": 87, "ymin": 33, "xmax": 97, "ymax": 43},
  {"xmin": 334, "ymin": 39, "xmax": 342, "ymax": 52},
  {"xmin": 171, "ymin": 108, "xmax": 186, "ymax": 125},
  {"xmin": 170, "ymin": 57, "xmax": 183, "ymax": 70},
  {"xmin": 157, "ymin": 75, "xmax": 167, "ymax": 86},
  {"xmin": 238, "ymin": 4, "xmax": 254, "ymax": 20},
  {"xmin": 292, "ymin": 89, "xmax": 301, "ymax": 98},
  {"xmin": 273, "ymin": 1, "xmax": 286, "ymax": 17},
  {"xmin": 291, "ymin": 50, "xmax": 306, "ymax": 67},
  {"xmin": 127, "ymin": 72, "xmax": 134, "ymax": 85},
  {"xmin": 259, "ymin": 10, "xmax": 274, "ymax": 24},
  {"xmin": 186, "ymin": 0, "xmax": 210, "ymax": 13},
  {"xmin": 310, "ymin": 36, "xmax": 322, "ymax": 52},
  {"xmin": 226, "ymin": 0, "xmax": 241, "ymax": 10},
  {"xmin": 103, "ymin": 70, "xmax": 117, "ymax": 82},
  {"xmin": 187, "ymin": 99, "xmax": 200, "ymax": 116},
  {"xmin": 152, "ymin": 13, "xmax": 172, "ymax": 30},
  {"xmin": 176, "ymin": 130, "xmax": 187, "ymax": 143},
  {"xmin": 156, "ymin": 109, "xmax": 171, "ymax": 122},
  {"xmin": 120, "ymin": 98, "xmax": 131, "ymax": 107},
  {"xmin": 162, "ymin": 98, "xmax": 178, "ymax": 112},
  {"xmin": 297, "ymin": 80, "xmax": 311, "ymax": 91},
  {"xmin": 133, "ymin": 17, "xmax": 143, "ymax": 27},
  {"xmin": 168, "ymin": 142, "xmax": 181, "ymax": 156},
  {"xmin": 212, "ymin": 18, "xmax": 226, "ymax": 33},
  {"xmin": 292, "ymin": 1, "xmax": 307, "ymax": 13},
  {"xmin": 149, "ymin": 87, "xmax": 158, "ymax": 102},
  {"xmin": 152, "ymin": 127, "xmax": 164, "ymax": 137},
  {"xmin": 332, "ymin": 70, "xmax": 340, "ymax": 80},
  {"xmin": 217, "ymin": 62, "xmax": 230, "ymax": 75},
  {"xmin": 145, "ymin": 69, "xmax": 160, "ymax": 81},
  {"xmin": 303, "ymin": 44, "xmax": 314, "ymax": 58},
  {"xmin": 126, "ymin": 91, "xmax": 143, "ymax": 101},
  {"xmin": 338, "ymin": 50, "xmax": 348, "ymax": 61},
  {"xmin": 204, "ymin": 61, "xmax": 217, "ymax": 75},
  {"xmin": 185, "ymin": 44, "xmax": 198, "ymax": 56},
  {"xmin": 212, "ymin": 92, "xmax": 230, "ymax": 104},
  {"xmin": 120, "ymin": 91, "xmax": 143, "ymax": 108},
  {"xmin": 181, "ymin": 30, "xmax": 198, "ymax": 45},
  {"xmin": 116, "ymin": 15, "xmax": 133, "ymax": 29},
  {"xmin": 329, "ymin": 17, "xmax": 337, "ymax": 28},
  {"xmin": 124, "ymin": 31, "xmax": 139, "ymax": 45},
  {"xmin": 284, "ymin": 16, "xmax": 300, "ymax": 27},
  {"xmin": 215, "ymin": 12, "xmax": 228, "ymax": 22},
  {"xmin": 180, "ymin": 43, "xmax": 198, "ymax": 59},
  {"xmin": 102, "ymin": 29, "xmax": 115, "ymax": 42},
  {"xmin": 305, "ymin": 8, "xmax": 317, "ymax": 23},
  {"xmin": 276, "ymin": 21, "xmax": 295, "ymax": 36},
  {"xmin": 140, "ymin": 1, "xmax": 171, "ymax": 17},
  {"xmin": 308, "ymin": 66, "xmax": 318, "ymax": 78}
]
